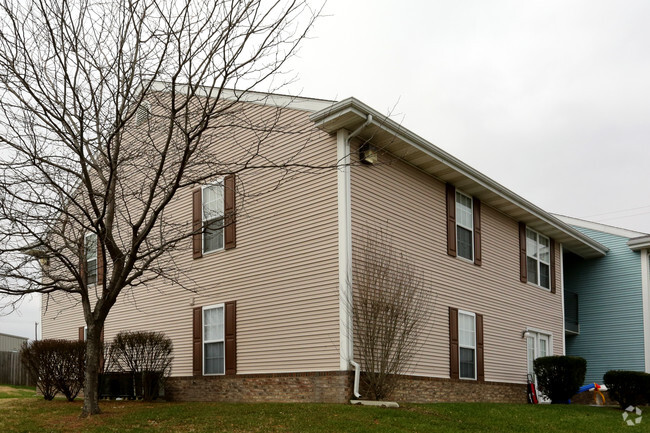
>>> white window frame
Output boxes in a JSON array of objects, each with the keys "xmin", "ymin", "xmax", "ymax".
[
  {"xmin": 526, "ymin": 228, "xmax": 551, "ymax": 290},
  {"xmin": 526, "ymin": 328, "xmax": 553, "ymax": 377},
  {"xmin": 202, "ymin": 303, "xmax": 225, "ymax": 376},
  {"xmin": 201, "ymin": 180, "xmax": 225, "ymax": 255},
  {"xmin": 458, "ymin": 310, "xmax": 477, "ymax": 380},
  {"xmin": 455, "ymin": 191, "xmax": 474, "ymax": 262},
  {"xmin": 85, "ymin": 232, "xmax": 97, "ymax": 287}
]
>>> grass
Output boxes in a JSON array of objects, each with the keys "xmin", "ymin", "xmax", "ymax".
[
  {"xmin": 0, "ymin": 385, "xmax": 38, "ymax": 399},
  {"xmin": 0, "ymin": 385, "xmax": 645, "ymax": 432}
]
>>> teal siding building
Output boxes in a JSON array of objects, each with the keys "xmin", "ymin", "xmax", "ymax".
[{"xmin": 558, "ymin": 216, "xmax": 650, "ymax": 385}]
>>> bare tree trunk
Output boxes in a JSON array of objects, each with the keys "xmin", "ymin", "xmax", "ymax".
[{"xmin": 81, "ymin": 323, "xmax": 102, "ymax": 416}]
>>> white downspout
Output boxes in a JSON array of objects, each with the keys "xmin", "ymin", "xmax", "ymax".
[{"xmin": 337, "ymin": 114, "xmax": 372, "ymax": 399}]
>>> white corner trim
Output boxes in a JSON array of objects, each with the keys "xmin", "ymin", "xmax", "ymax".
[
  {"xmin": 337, "ymin": 129, "xmax": 352, "ymax": 371},
  {"xmin": 560, "ymin": 244, "xmax": 566, "ymax": 355},
  {"xmin": 641, "ymin": 249, "xmax": 650, "ymax": 373}
]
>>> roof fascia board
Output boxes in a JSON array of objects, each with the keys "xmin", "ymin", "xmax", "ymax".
[
  {"xmin": 629, "ymin": 236, "xmax": 650, "ymax": 251},
  {"xmin": 312, "ymin": 98, "xmax": 608, "ymax": 258}
]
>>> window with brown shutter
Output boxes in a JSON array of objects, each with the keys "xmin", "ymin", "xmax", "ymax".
[
  {"xmin": 193, "ymin": 175, "xmax": 236, "ymax": 258},
  {"xmin": 449, "ymin": 307, "xmax": 459, "ymax": 379},
  {"xmin": 193, "ymin": 302, "xmax": 237, "ymax": 376},
  {"xmin": 451, "ymin": 308, "xmax": 484, "ymax": 381},
  {"xmin": 446, "ymin": 184, "xmax": 457, "ymax": 257},
  {"xmin": 521, "ymin": 224, "xmax": 555, "ymax": 291},
  {"xmin": 79, "ymin": 326, "xmax": 85, "ymax": 341}
]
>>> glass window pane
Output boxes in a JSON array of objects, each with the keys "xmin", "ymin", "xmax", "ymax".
[
  {"xmin": 457, "ymin": 226, "xmax": 473, "ymax": 260},
  {"xmin": 526, "ymin": 229, "xmax": 537, "ymax": 259},
  {"xmin": 85, "ymin": 234, "xmax": 97, "ymax": 260},
  {"xmin": 203, "ymin": 218, "xmax": 224, "ymax": 252},
  {"xmin": 204, "ymin": 342, "xmax": 224, "ymax": 374},
  {"xmin": 456, "ymin": 193, "xmax": 473, "ymax": 229},
  {"xmin": 539, "ymin": 338, "xmax": 547, "ymax": 358},
  {"xmin": 203, "ymin": 307, "xmax": 224, "ymax": 342},
  {"xmin": 86, "ymin": 258, "xmax": 97, "ymax": 286},
  {"xmin": 539, "ymin": 236, "xmax": 550, "ymax": 264},
  {"xmin": 458, "ymin": 313, "xmax": 475, "ymax": 347},
  {"xmin": 539, "ymin": 263, "xmax": 550, "ymax": 289},
  {"xmin": 527, "ymin": 257, "xmax": 538, "ymax": 284},
  {"xmin": 460, "ymin": 347, "xmax": 475, "ymax": 379},
  {"xmin": 203, "ymin": 184, "xmax": 224, "ymax": 221}
]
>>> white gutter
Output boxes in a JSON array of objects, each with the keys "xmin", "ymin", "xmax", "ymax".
[
  {"xmin": 312, "ymin": 99, "xmax": 608, "ymax": 259},
  {"xmin": 337, "ymin": 114, "xmax": 372, "ymax": 399}
]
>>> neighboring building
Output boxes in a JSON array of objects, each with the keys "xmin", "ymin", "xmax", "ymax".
[
  {"xmin": 556, "ymin": 215, "xmax": 650, "ymax": 385},
  {"xmin": 41, "ymin": 87, "xmax": 607, "ymax": 403},
  {"xmin": 0, "ymin": 332, "xmax": 28, "ymax": 352}
]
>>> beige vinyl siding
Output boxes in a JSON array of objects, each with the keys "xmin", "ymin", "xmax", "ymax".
[
  {"xmin": 42, "ymin": 102, "xmax": 341, "ymax": 376},
  {"xmin": 350, "ymin": 149, "xmax": 563, "ymax": 384}
]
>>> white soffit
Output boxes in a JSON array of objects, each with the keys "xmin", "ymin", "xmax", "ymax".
[{"xmin": 311, "ymin": 98, "xmax": 608, "ymax": 259}]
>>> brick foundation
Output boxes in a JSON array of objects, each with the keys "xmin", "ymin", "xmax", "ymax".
[
  {"xmin": 389, "ymin": 375, "xmax": 527, "ymax": 404},
  {"xmin": 166, "ymin": 371, "xmax": 526, "ymax": 404},
  {"xmin": 165, "ymin": 371, "xmax": 354, "ymax": 403}
]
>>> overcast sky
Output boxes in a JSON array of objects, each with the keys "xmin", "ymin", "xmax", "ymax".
[
  {"xmin": 287, "ymin": 0, "xmax": 650, "ymax": 233},
  {"xmin": 2, "ymin": 0, "xmax": 649, "ymax": 339}
]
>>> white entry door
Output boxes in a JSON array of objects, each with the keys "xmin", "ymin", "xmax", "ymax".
[{"xmin": 526, "ymin": 331, "xmax": 552, "ymax": 402}]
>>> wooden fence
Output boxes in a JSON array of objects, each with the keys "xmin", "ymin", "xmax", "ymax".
[{"xmin": 0, "ymin": 351, "xmax": 33, "ymax": 386}]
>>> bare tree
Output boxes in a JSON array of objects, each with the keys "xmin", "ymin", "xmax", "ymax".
[
  {"xmin": 350, "ymin": 227, "xmax": 433, "ymax": 400},
  {"xmin": 0, "ymin": 0, "xmax": 321, "ymax": 416}
]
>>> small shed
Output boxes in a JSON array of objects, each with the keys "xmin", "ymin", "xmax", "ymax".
[{"xmin": 0, "ymin": 332, "xmax": 28, "ymax": 352}]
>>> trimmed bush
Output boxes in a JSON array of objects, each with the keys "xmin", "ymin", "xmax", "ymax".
[
  {"xmin": 105, "ymin": 331, "xmax": 173, "ymax": 400},
  {"xmin": 604, "ymin": 370, "xmax": 650, "ymax": 408},
  {"xmin": 20, "ymin": 339, "xmax": 85, "ymax": 401},
  {"xmin": 533, "ymin": 355, "xmax": 586, "ymax": 404}
]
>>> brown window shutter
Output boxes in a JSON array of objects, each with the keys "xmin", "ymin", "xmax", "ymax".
[
  {"xmin": 79, "ymin": 326, "xmax": 85, "ymax": 341},
  {"xmin": 224, "ymin": 175, "xmax": 236, "ymax": 250},
  {"xmin": 476, "ymin": 314, "xmax": 485, "ymax": 382},
  {"xmin": 97, "ymin": 237, "xmax": 104, "ymax": 286},
  {"xmin": 550, "ymin": 239, "xmax": 557, "ymax": 294},
  {"xmin": 449, "ymin": 307, "xmax": 459, "ymax": 379},
  {"xmin": 225, "ymin": 301, "xmax": 237, "ymax": 375},
  {"xmin": 446, "ymin": 184, "xmax": 457, "ymax": 257},
  {"xmin": 519, "ymin": 222, "xmax": 527, "ymax": 283},
  {"xmin": 192, "ymin": 306, "xmax": 202, "ymax": 376},
  {"xmin": 473, "ymin": 197, "xmax": 482, "ymax": 266},
  {"xmin": 192, "ymin": 188, "xmax": 202, "ymax": 259}
]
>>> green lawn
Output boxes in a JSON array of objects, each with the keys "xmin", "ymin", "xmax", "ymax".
[
  {"xmin": 0, "ymin": 385, "xmax": 645, "ymax": 432},
  {"xmin": 0, "ymin": 385, "xmax": 38, "ymax": 399}
]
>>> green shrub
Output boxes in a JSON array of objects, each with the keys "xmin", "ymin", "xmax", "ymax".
[
  {"xmin": 603, "ymin": 370, "xmax": 650, "ymax": 408},
  {"xmin": 533, "ymin": 356, "xmax": 586, "ymax": 404}
]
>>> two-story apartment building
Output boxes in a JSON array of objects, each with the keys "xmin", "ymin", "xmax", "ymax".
[{"xmin": 41, "ymin": 87, "xmax": 607, "ymax": 403}]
